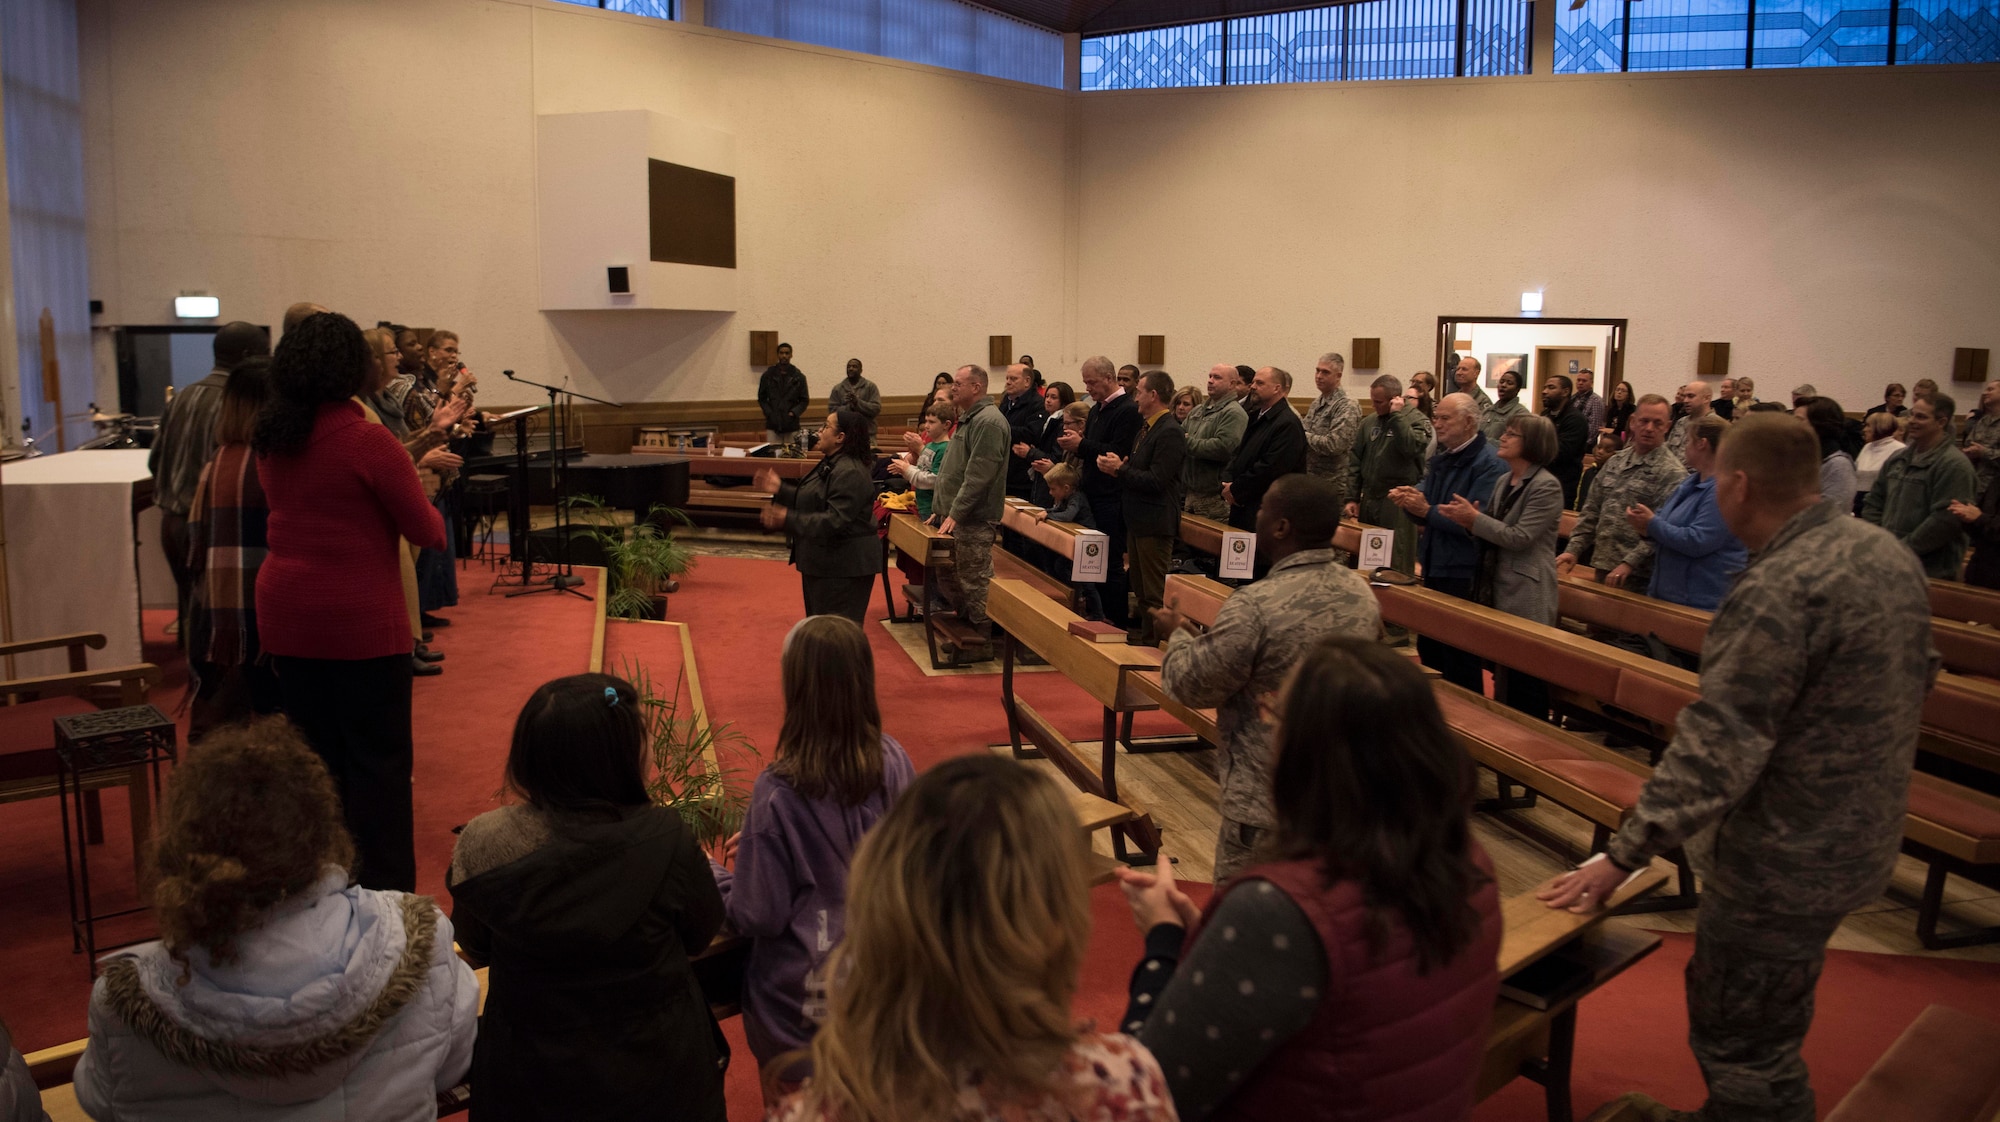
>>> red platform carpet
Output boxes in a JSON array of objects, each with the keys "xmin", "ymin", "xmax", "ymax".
[{"xmin": 4, "ymin": 553, "xmax": 1997, "ymax": 1122}]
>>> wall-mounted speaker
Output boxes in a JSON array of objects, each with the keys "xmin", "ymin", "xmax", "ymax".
[
  {"xmin": 989, "ymin": 336, "xmax": 1012, "ymax": 367},
  {"xmin": 607, "ymin": 266, "xmax": 630, "ymax": 295},
  {"xmin": 750, "ymin": 331, "xmax": 780, "ymax": 366},
  {"xmin": 1698, "ymin": 341, "xmax": 1731, "ymax": 378},
  {"xmin": 1352, "ymin": 338, "xmax": 1381, "ymax": 369},
  {"xmin": 1137, "ymin": 335, "xmax": 1165, "ymax": 365},
  {"xmin": 1954, "ymin": 348, "xmax": 1990, "ymax": 384}
]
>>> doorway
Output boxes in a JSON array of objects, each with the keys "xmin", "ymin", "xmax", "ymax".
[
  {"xmin": 1536, "ymin": 347, "xmax": 1599, "ymax": 402},
  {"xmin": 1435, "ymin": 316, "xmax": 1627, "ymax": 413}
]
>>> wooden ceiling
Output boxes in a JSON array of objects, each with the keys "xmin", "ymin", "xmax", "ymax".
[{"xmin": 980, "ymin": 0, "xmax": 1375, "ymax": 36}]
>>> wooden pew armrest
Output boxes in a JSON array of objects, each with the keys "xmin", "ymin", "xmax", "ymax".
[
  {"xmin": 2, "ymin": 662, "xmax": 162, "ymax": 703},
  {"xmin": 0, "ymin": 632, "xmax": 107, "ymax": 659}
]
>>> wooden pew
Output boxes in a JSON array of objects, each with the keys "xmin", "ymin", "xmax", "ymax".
[
  {"xmin": 1177, "ymin": 512, "xmax": 1372, "ymax": 567},
  {"xmin": 1929, "ymin": 578, "xmax": 2000, "ymax": 630},
  {"xmin": 987, "ymin": 577, "xmax": 1167, "ymax": 857},
  {"xmin": 1383, "ymin": 580, "xmax": 2000, "ymax": 948}
]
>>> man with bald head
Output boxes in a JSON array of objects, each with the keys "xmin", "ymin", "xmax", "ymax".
[
  {"xmin": 1221, "ymin": 366, "xmax": 1306, "ymax": 534},
  {"xmin": 282, "ymin": 302, "xmax": 328, "ymax": 335},
  {"xmin": 1543, "ymin": 413, "xmax": 1937, "ymax": 1122},
  {"xmin": 1179, "ymin": 364, "xmax": 1248, "ymax": 520},
  {"xmin": 1667, "ymin": 381, "xmax": 1714, "ymax": 462},
  {"xmin": 1059, "ymin": 355, "xmax": 1141, "ymax": 625},
  {"xmin": 1390, "ymin": 392, "xmax": 1505, "ymax": 689},
  {"xmin": 1153, "ymin": 474, "xmax": 1381, "ymax": 878},
  {"xmin": 932, "ymin": 363, "xmax": 1015, "ymax": 655}
]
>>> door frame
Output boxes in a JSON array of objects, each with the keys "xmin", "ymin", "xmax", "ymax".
[{"xmin": 1435, "ymin": 315, "xmax": 1629, "ymax": 400}]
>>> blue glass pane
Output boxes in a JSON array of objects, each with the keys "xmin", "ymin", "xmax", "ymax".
[
  {"xmin": 1347, "ymin": 0, "xmax": 1458, "ymax": 79},
  {"xmin": 1628, "ymin": 0, "xmax": 1750, "ymax": 68},
  {"xmin": 605, "ymin": 0, "xmax": 676, "ymax": 16},
  {"xmin": 1463, "ymin": 0, "xmax": 1531, "ymax": 74},
  {"xmin": 1898, "ymin": 0, "xmax": 2000, "ymax": 61},
  {"xmin": 1080, "ymin": 23, "xmax": 1224, "ymax": 89},
  {"xmin": 1226, "ymin": 8, "xmax": 1344, "ymax": 84},
  {"xmin": 706, "ymin": 0, "xmax": 1062, "ymax": 86},
  {"xmin": 1754, "ymin": 0, "xmax": 1890, "ymax": 65},
  {"xmin": 1556, "ymin": 0, "xmax": 1627, "ymax": 71}
]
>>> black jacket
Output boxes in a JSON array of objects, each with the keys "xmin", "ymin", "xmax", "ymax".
[
  {"xmin": 1549, "ymin": 401, "xmax": 1593, "ymax": 506},
  {"xmin": 998, "ymin": 389, "xmax": 1048, "ymax": 497},
  {"xmin": 757, "ymin": 363, "xmax": 809, "ymax": 434},
  {"xmin": 778, "ymin": 454, "xmax": 881, "ymax": 579},
  {"xmin": 1076, "ymin": 392, "xmax": 1141, "ymax": 504},
  {"xmin": 1118, "ymin": 413, "xmax": 1188, "ymax": 538},
  {"xmin": 449, "ymin": 805, "xmax": 728, "ymax": 1122},
  {"xmin": 1223, "ymin": 401, "xmax": 1306, "ymax": 517}
]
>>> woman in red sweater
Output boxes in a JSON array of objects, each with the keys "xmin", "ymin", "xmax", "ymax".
[{"xmin": 254, "ymin": 311, "xmax": 445, "ymax": 891}]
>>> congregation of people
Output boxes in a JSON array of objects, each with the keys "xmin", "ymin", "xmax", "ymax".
[{"xmin": 0, "ymin": 326, "xmax": 1967, "ymax": 1122}]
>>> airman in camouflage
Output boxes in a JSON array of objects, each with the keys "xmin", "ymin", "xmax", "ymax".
[
  {"xmin": 1957, "ymin": 381, "xmax": 2000, "ymax": 497},
  {"xmin": 1181, "ymin": 364, "xmax": 1250, "ymax": 521},
  {"xmin": 1559, "ymin": 395, "xmax": 1685, "ymax": 589},
  {"xmin": 1342, "ymin": 374, "xmax": 1431, "ymax": 575},
  {"xmin": 1302, "ymin": 354, "xmax": 1362, "ymax": 508},
  {"xmin": 1545, "ymin": 414, "xmax": 1938, "ymax": 1122},
  {"xmin": 1156, "ymin": 476, "xmax": 1381, "ymax": 880}
]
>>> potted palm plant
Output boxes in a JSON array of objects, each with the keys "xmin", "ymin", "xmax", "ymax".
[
  {"xmin": 621, "ymin": 660, "xmax": 756, "ymax": 848},
  {"xmin": 566, "ymin": 495, "xmax": 697, "ymax": 620}
]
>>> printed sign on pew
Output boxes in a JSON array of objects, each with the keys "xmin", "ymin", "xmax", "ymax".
[
  {"xmin": 1219, "ymin": 531, "xmax": 1257, "ymax": 580},
  {"xmin": 1359, "ymin": 528, "xmax": 1394, "ymax": 571},
  {"xmin": 1072, "ymin": 530, "xmax": 1111, "ymax": 582}
]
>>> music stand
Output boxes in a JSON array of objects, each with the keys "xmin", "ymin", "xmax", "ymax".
[{"xmin": 496, "ymin": 371, "xmax": 622, "ymax": 601}]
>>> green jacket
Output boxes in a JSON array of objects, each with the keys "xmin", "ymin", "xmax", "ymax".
[
  {"xmin": 1343, "ymin": 405, "xmax": 1430, "ymax": 502},
  {"xmin": 1180, "ymin": 395, "xmax": 1247, "ymax": 507},
  {"xmin": 935, "ymin": 398, "xmax": 1012, "ymax": 524},
  {"xmin": 1862, "ymin": 440, "xmax": 1977, "ymax": 578}
]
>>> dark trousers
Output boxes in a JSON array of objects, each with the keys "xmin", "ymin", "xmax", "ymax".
[
  {"xmin": 802, "ymin": 574, "xmax": 874, "ymax": 627},
  {"xmin": 1129, "ymin": 534, "xmax": 1172, "ymax": 642},
  {"xmin": 1686, "ymin": 901, "xmax": 1844, "ymax": 1122},
  {"xmin": 160, "ymin": 512, "xmax": 192, "ymax": 638},
  {"xmin": 189, "ymin": 659, "xmax": 283, "ymax": 743},
  {"xmin": 1499, "ymin": 667, "xmax": 1551, "ymax": 722},
  {"xmin": 416, "ymin": 491, "xmax": 459, "ymax": 612},
  {"xmin": 1091, "ymin": 492, "xmax": 1131, "ymax": 627},
  {"xmin": 1418, "ymin": 575, "xmax": 1484, "ymax": 692},
  {"xmin": 275, "ymin": 653, "xmax": 417, "ymax": 892}
]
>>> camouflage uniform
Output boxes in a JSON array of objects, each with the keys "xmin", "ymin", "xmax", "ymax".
[
  {"xmin": 1960, "ymin": 408, "xmax": 2000, "ymax": 498},
  {"xmin": 1861, "ymin": 440, "xmax": 1977, "ymax": 579},
  {"xmin": 1478, "ymin": 395, "xmax": 1529, "ymax": 445},
  {"xmin": 1301, "ymin": 390, "xmax": 1362, "ymax": 508},
  {"xmin": 1459, "ymin": 382, "xmax": 1493, "ymax": 419},
  {"xmin": 1158, "ymin": 550, "xmax": 1381, "ymax": 879},
  {"xmin": 1342, "ymin": 406, "xmax": 1431, "ymax": 575},
  {"xmin": 1563, "ymin": 443, "xmax": 1686, "ymax": 588},
  {"xmin": 934, "ymin": 398, "xmax": 1013, "ymax": 628},
  {"xmin": 1665, "ymin": 412, "xmax": 1707, "ymax": 464},
  {"xmin": 1181, "ymin": 395, "xmax": 1248, "ymax": 521},
  {"xmin": 1604, "ymin": 503, "xmax": 1937, "ymax": 1122}
]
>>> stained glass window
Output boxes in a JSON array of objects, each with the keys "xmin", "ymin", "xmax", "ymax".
[
  {"xmin": 1628, "ymin": 0, "xmax": 1751, "ymax": 69},
  {"xmin": 1080, "ymin": 22, "xmax": 1225, "ymax": 89},
  {"xmin": 1754, "ymin": 0, "xmax": 1892, "ymax": 65},
  {"xmin": 1557, "ymin": 0, "xmax": 1991, "ymax": 69}
]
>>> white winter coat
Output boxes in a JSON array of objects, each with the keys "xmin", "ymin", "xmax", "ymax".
[{"xmin": 73, "ymin": 869, "xmax": 478, "ymax": 1122}]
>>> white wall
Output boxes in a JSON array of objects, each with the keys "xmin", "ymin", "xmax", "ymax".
[
  {"xmin": 1073, "ymin": 65, "xmax": 2000, "ymax": 412},
  {"xmin": 75, "ymin": 0, "xmax": 1070, "ymax": 407}
]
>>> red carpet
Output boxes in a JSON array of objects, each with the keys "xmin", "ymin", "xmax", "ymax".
[{"xmin": 6, "ymin": 553, "xmax": 1998, "ymax": 1122}]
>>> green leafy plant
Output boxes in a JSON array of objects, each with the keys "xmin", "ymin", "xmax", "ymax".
[
  {"xmin": 622, "ymin": 659, "xmax": 757, "ymax": 848},
  {"xmin": 566, "ymin": 495, "xmax": 698, "ymax": 620}
]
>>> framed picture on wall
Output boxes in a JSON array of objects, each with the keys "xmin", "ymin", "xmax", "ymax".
[{"xmin": 1486, "ymin": 353, "xmax": 1528, "ymax": 389}]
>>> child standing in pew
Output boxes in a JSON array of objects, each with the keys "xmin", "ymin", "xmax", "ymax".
[
  {"xmin": 713, "ymin": 615, "xmax": 915, "ymax": 1098},
  {"xmin": 447, "ymin": 674, "xmax": 727, "ymax": 1122},
  {"xmin": 1035, "ymin": 462, "xmax": 1106, "ymax": 621},
  {"xmin": 888, "ymin": 398, "xmax": 958, "ymax": 519}
]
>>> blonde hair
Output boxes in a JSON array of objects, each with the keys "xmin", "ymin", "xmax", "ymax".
[
  {"xmin": 1043, "ymin": 462, "xmax": 1080, "ymax": 492},
  {"xmin": 790, "ymin": 757, "xmax": 1091, "ymax": 1122},
  {"xmin": 1061, "ymin": 402, "xmax": 1090, "ymax": 427}
]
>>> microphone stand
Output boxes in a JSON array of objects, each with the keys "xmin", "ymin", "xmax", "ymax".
[{"xmin": 500, "ymin": 370, "xmax": 621, "ymax": 601}]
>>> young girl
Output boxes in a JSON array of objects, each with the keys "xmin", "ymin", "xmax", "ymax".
[
  {"xmin": 1036, "ymin": 462, "xmax": 1105, "ymax": 620},
  {"xmin": 770, "ymin": 755, "xmax": 1174, "ymax": 1122},
  {"xmin": 889, "ymin": 399, "xmax": 959, "ymax": 519},
  {"xmin": 716, "ymin": 615, "xmax": 915, "ymax": 1082},
  {"xmin": 448, "ymin": 674, "xmax": 727, "ymax": 1122},
  {"xmin": 1030, "ymin": 401, "xmax": 1093, "ymax": 507}
]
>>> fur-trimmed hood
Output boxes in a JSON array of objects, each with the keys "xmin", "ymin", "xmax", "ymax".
[{"xmin": 94, "ymin": 869, "xmax": 439, "ymax": 1103}]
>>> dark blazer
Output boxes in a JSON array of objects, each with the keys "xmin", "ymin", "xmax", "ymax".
[
  {"xmin": 1076, "ymin": 392, "xmax": 1141, "ymax": 504},
  {"xmin": 1548, "ymin": 402, "xmax": 1593, "ymax": 507},
  {"xmin": 1117, "ymin": 412, "xmax": 1188, "ymax": 538},
  {"xmin": 776, "ymin": 454, "xmax": 879, "ymax": 579},
  {"xmin": 998, "ymin": 389, "xmax": 1048, "ymax": 497},
  {"xmin": 1223, "ymin": 400, "xmax": 1307, "ymax": 518}
]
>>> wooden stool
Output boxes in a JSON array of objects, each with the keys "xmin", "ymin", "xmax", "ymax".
[{"xmin": 54, "ymin": 704, "xmax": 176, "ymax": 972}]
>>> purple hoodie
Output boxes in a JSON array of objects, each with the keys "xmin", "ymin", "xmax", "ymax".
[{"xmin": 712, "ymin": 735, "xmax": 915, "ymax": 1067}]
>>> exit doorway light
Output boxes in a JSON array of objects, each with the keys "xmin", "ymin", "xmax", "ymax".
[
  {"xmin": 175, "ymin": 295, "xmax": 220, "ymax": 318},
  {"xmin": 1520, "ymin": 291, "xmax": 1544, "ymax": 314}
]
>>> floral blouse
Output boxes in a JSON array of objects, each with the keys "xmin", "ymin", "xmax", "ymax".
[{"xmin": 770, "ymin": 1031, "xmax": 1178, "ymax": 1122}]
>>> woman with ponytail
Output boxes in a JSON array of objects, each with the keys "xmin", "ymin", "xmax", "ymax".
[
  {"xmin": 254, "ymin": 311, "xmax": 444, "ymax": 892},
  {"xmin": 72, "ymin": 719, "xmax": 478, "ymax": 1121}
]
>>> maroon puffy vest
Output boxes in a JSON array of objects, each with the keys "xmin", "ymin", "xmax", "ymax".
[{"xmin": 1190, "ymin": 845, "xmax": 1502, "ymax": 1122}]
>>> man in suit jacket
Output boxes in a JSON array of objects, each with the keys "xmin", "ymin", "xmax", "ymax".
[
  {"xmin": 1099, "ymin": 370, "xmax": 1186, "ymax": 643},
  {"xmin": 997, "ymin": 362, "xmax": 1048, "ymax": 500},
  {"xmin": 1541, "ymin": 373, "xmax": 1595, "ymax": 507},
  {"xmin": 1222, "ymin": 366, "xmax": 1307, "ymax": 534},
  {"xmin": 1059, "ymin": 356, "xmax": 1141, "ymax": 625}
]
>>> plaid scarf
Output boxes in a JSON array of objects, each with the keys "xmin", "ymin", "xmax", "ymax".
[{"xmin": 185, "ymin": 444, "xmax": 268, "ymax": 669}]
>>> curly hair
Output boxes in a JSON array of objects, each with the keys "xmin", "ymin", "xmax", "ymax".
[
  {"xmin": 152, "ymin": 718, "xmax": 355, "ymax": 967},
  {"xmin": 253, "ymin": 311, "xmax": 371, "ymax": 456}
]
